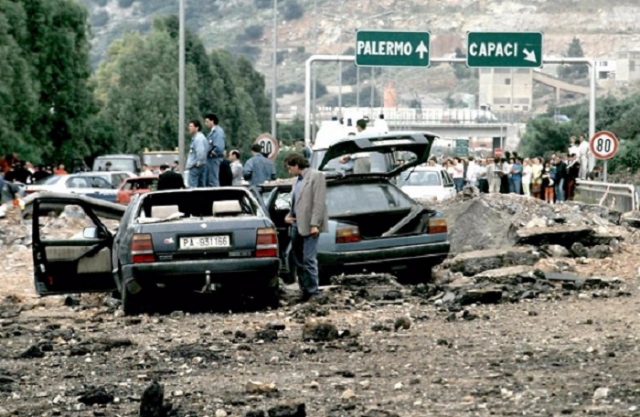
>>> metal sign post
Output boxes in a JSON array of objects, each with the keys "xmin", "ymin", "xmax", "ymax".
[{"xmin": 589, "ymin": 130, "xmax": 620, "ymax": 182}]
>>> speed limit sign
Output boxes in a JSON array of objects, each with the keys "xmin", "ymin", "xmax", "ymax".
[
  {"xmin": 254, "ymin": 133, "xmax": 279, "ymax": 160},
  {"xmin": 589, "ymin": 131, "xmax": 619, "ymax": 160}
]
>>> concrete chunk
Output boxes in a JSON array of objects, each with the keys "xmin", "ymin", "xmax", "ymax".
[
  {"xmin": 450, "ymin": 247, "xmax": 540, "ymax": 276},
  {"xmin": 515, "ymin": 225, "xmax": 594, "ymax": 248},
  {"xmin": 474, "ymin": 265, "xmax": 536, "ymax": 284}
]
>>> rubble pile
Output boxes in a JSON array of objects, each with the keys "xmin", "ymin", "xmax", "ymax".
[{"xmin": 429, "ymin": 192, "xmax": 638, "ymax": 254}]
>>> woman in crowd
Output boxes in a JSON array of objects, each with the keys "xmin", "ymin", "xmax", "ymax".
[
  {"xmin": 530, "ymin": 157, "xmax": 544, "ymax": 199},
  {"xmin": 451, "ymin": 157, "xmax": 464, "ymax": 192},
  {"xmin": 542, "ymin": 160, "xmax": 555, "ymax": 204},
  {"xmin": 522, "ymin": 158, "xmax": 532, "ymax": 197}
]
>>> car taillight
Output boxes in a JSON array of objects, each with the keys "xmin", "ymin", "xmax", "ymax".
[
  {"xmin": 131, "ymin": 233, "xmax": 155, "ymax": 263},
  {"xmin": 336, "ymin": 223, "xmax": 361, "ymax": 244},
  {"xmin": 428, "ymin": 218, "xmax": 447, "ymax": 234},
  {"xmin": 256, "ymin": 228, "xmax": 278, "ymax": 257}
]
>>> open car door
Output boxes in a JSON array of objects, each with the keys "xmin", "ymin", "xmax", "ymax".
[{"xmin": 26, "ymin": 193, "xmax": 125, "ymax": 296}]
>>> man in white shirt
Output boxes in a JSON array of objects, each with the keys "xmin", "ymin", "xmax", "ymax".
[
  {"xmin": 229, "ymin": 149, "xmax": 244, "ymax": 185},
  {"xmin": 577, "ymin": 134, "xmax": 590, "ymax": 179},
  {"xmin": 568, "ymin": 136, "xmax": 579, "ymax": 159},
  {"xmin": 466, "ymin": 156, "xmax": 478, "ymax": 188}
]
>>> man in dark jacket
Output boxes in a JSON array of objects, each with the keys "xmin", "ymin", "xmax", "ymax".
[
  {"xmin": 554, "ymin": 155, "xmax": 567, "ymax": 202},
  {"xmin": 219, "ymin": 152, "xmax": 233, "ymax": 186},
  {"xmin": 157, "ymin": 164, "xmax": 185, "ymax": 191}
]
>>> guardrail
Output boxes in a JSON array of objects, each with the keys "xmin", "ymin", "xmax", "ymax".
[{"xmin": 575, "ymin": 180, "xmax": 638, "ymax": 213}]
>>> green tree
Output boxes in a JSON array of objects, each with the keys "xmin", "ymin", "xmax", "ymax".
[
  {"xmin": 518, "ymin": 117, "xmax": 581, "ymax": 158},
  {"xmin": 557, "ymin": 37, "xmax": 588, "ymax": 79},
  {"xmin": 235, "ymin": 55, "xmax": 271, "ymax": 133}
]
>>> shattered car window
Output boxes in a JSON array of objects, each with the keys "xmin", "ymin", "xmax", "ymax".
[{"xmin": 326, "ymin": 183, "xmax": 413, "ymax": 216}]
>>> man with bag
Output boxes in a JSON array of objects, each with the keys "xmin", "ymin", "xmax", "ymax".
[{"xmin": 204, "ymin": 113, "xmax": 226, "ymax": 187}]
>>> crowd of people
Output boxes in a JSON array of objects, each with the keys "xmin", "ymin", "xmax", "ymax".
[{"xmin": 432, "ymin": 136, "xmax": 592, "ymax": 203}]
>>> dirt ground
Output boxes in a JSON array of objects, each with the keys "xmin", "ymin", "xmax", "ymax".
[
  {"xmin": 3, "ymin": 199, "xmax": 640, "ymax": 417},
  {"xmin": 2, "ymin": 243, "xmax": 640, "ymax": 417}
]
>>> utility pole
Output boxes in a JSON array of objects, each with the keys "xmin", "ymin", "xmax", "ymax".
[
  {"xmin": 178, "ymin": 0, "xmax": 185, "ymax": 172},
  {"xmin": 271, "ymin": 0, "xmax": 278, "ymax": 139},
  {"xmin": 311, "ymin": 0, "xmax": 318, "ymax": 142},
  {"xmin": 337, "ymin": 0, "xmax": 345, "ymax": 117}
]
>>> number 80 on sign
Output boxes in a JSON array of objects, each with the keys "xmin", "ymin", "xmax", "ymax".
[{"xmin": 589, "ymin": 131, "xmax": 619, "ymax": 160}]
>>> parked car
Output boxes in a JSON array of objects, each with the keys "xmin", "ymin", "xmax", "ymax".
[
  {"xmin": 261, "ymin": 131, "xmax": 450, "ymax": 283},
  {"xmin": 24, "ymin": 174, "xmax": 122, "ymax": 202},
  {"xmin": 80, "ymin": 171, "xmax": 135, "ymax": 189},
  {"xmin": 25, "ymin": 188, "xmax": 281, "ymax": 315},
  {"xmin": 92, "ymin": 154, "xmax": 141, "ymax": 174},
  {"xmin": 399, "ymin": 166, "xmax": 457, "ymax": 202},
  {"xmin": 116, "ymin": 176, "xmax": 158, "ymax": 205}
]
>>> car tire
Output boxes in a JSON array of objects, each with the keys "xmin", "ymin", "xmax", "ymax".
[
  {"xmin": 121, "ymin": 285, "xmax": 145, "ymax": 316},
  {"xmin": 254, "ymin": 275, "xmax": 280, "ymax": 310},
  {"xmin": 396, "ymin": 264, "xmax": 433, "ymax": 284}
]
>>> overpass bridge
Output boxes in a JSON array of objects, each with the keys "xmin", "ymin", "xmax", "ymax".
[{"xmin": 278, "ymin": 107, "xmax": 523, "ymax": 140}]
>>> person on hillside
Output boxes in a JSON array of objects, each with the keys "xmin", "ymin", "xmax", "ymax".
[
  {"xmin": 530, "ymin": 157, "xmax": 544, "ymax": 199},
  {"xmin": 554, "ymin": 155, "xmax": 567, "ymax": 202},
  {"xmin": 54, "ymin": 164, "xmax": 67, "ymax": 175},
  {"xmin": 578, "ymin": 134, "xmax": 590, "ymax": 179},
  {"xmin": 522, "ymin": 158, "xmax": 532, "ymax": 197},
  {"xmin": 510, "ymin": 157, "xmax": 523, "ymax": 195},
  {"xmin": 566, "ymin": 153, "xmax": 581, "ymax": 201},
  {"xmin": 542, "ymin": 161, "xmax": 555, "ymax": 204}
]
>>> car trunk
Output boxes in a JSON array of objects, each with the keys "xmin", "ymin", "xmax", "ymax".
[
  {"xmin": 137, "ymin": 217, "xmax": 269, "ymax": 262},
  {"xmin": 331, "ymin": 207, "xmax": 433, "ymax": 239}
]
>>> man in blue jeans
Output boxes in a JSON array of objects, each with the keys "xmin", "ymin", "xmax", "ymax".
[
  {"xmin": 554, "ymin": 155, "xmax": 567, "ymax": 202},
  {"xmin": 284, "ymin": 153, "xmax": 328, "ymax": 301},
  {"xmin": 186, "ymin": 119, "xmax": 208, "ymax": 188},
  {"xmin": 204, "ymin": 113, "xmax": 225, "ymax": 187}
]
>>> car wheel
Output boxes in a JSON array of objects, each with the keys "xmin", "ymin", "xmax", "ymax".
[
  {"xmin": 254, "ymin": 275, "xmax": 280, "ymax": 310},
  {"xmin": 396, "ymin": 264, "xmax": 433, "ymax": 284},
  {"xmin": 121, "ymin": 285, "xmax": 146, "ymax": 316}
]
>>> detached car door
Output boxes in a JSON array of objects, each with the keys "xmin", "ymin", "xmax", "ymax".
[{"xmin": 27, "ymin": 194, "xmax": 125, "ymax": 295}]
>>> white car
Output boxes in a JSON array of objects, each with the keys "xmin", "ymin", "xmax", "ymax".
[
  {"xmin": 399, "ymin": 166, "xmax": 457, "ymax": 202},
  {"xmin": 24, "ymin": 174, "xmax": 129, "ymax": 203}
]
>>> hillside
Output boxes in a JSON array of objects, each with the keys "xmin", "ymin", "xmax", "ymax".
[{"xmin": 81, "ymin": 0, "xmax": 640, "ymax": 110}]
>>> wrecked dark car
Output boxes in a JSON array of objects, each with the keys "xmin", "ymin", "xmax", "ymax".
[
  {"xmin": 25, "ymin": 188, "xmax": 280, "ymax": 315},
  {"xmin": 261, "ymin": 131, "xmax": 450, "ymax": 282}
]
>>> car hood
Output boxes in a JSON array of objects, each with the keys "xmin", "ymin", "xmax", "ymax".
[
  {"xmin": 22, "ymin": 192, "xmax": 126, "ymax": 220},
  {"xmin": 318, "ymin": 131, "xmax": 436, "ymax": 178}
]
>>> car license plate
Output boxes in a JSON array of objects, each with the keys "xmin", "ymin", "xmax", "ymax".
[{"xmin": 180, "ymin": 235, "xmax": 230, "ymax": 249}]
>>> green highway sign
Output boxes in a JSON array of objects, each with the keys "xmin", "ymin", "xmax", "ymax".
[
  {"xmin": 466, "ymin": 32, "xmax": 543, "ymax": 68},
  {"xmin": 355, "ymin": 30, "xmax": 430, "ymax": 67},
  {"xmin": 455, "ymin": 139, "xmax": 469, "ymax": 156}
]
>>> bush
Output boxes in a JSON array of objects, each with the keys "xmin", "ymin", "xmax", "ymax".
[
  {"xmin": 282, "ymin": 0, "xmax": 304, "ymax": 20},
  {"xmin": 274, "ymin": 149, "xmax": 296, "ymax": 179},
  {"xmin": 255, "ymin": 0, "xmax": 271, "ymax": 9},
  {"xmin": 243, "ymin": 25, "xmax": 264, "ymax": 40},
  {"xmin": 118, "ymin": 0, "xmax": 135, "ymax": 8}
]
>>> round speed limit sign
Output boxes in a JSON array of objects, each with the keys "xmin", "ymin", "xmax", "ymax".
[
  {"xmin": 254, "ymin": 133, "xmax": 279, "ymax": 160},
  {"xmin": 589, "ymin": 131, "xmax": 619, "ymax": 160}
]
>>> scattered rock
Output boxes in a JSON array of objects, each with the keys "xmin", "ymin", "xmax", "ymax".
[
  {"xmin": 593, "ymin": 387, "xmax": 610, "ymax": 401},
  {"xmin": 19, "ymin": 345, "xmax": 44, "ymax": 359},
  {"xmin": 450, "ymin": 247, "xmax": 540, "ymax": 276},
  {"xmin": 302, "ymin": 319, "xmax": 339, "ymax": 342},
  {"xmin": 458, "ymin": 288, "xmax": 503, "ymax": 306},
  {"xmin": 587, "ymin": 244, "xmax": 612, "ymax": 259},
  {"xmin": 515, "ymin": 225, "xmax": 594, "ymax": 248},
  {"xmin": 340, "ymin": 389, "xmax": 356, "ymax": 401},
  {"xmin": 78, "ymin": 387, "xmax": 114, "ymax": 405},
  {"xmin": 570, "ymin": 242, "xmax": 589, "ymax": 257},
  {"xmin": 394, "ymin": 317, "xmax": 411, "ymax": 331},
  {"xmin": 246, "ymin": 381, "xmax": 278, "ymax": 395},
  {"xmin": 267, "ymin": 401, "xmax": 306, "ymax": 417},
  {"xmin": 540, "ymin": 244, "xmax": 571, "ymax": 258},
  {"xmin": 139, "ymin": 381, "xmax": 165, "ymax": 417},
  {"xmin": 255, "ymin": 329, "xmax": 278, "ymax": 343}
]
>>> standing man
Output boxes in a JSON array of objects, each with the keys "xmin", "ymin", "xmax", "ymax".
[
  {"xmin": 186, "ymin": 119, "xmax": 208, "ymax": 188},
  {"xmin": 219, "ymin": 151, "xmax": 233, "ymax": 186},
  {"xmin": 157, "ymin": 164, "xmax": 185, "ymax": 190},
  {"xmin": 554, "ymin": 154, "xmax": 567, "ymax": 202},
  {"xmin": 284, "ymin": 153, "xmax": 328, "ymax": 301},
  {"xmin": 204, "ymin": 113, "xmax": 226, "ymax": 187},
  {"xmin": 243, "ymin": 144, "xmax": 276, "ymax": 186},
  {"xmin": 229, "ymin": 150, "xmax": 244, "ymax": 185},
  {"xmin": 577, "ymin": 134, "xmax": 590, "ymax": 179}
]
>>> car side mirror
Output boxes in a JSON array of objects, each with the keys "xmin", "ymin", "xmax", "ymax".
[{"xmin": 82, "ymin": 227, "xmax": 98, "ymax": 239}]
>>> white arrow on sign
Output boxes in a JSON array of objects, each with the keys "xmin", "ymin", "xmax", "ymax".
[
  {"xmin": 523, "ymin": 48, "xmax": 537, "ymax": 63},
  {"xmin": 416, "ymin": 41, "xmax": 428, "ymax": 59}
]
